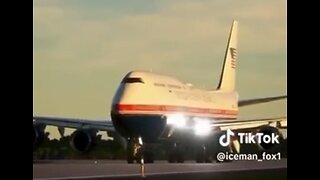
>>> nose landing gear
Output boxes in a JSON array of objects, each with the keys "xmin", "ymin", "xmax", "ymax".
[
  {"xmin": 127, "ymin": 137, "xmax": 146, "ymax": 177},
  {"xmin": 127, "ymin": 137, "xmax": 143, "ymax": 163}
]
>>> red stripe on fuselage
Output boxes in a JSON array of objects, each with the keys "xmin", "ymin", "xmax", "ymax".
[{"xmin": 115, "ymin": 104, "xmax": 238, "ymax": 116}]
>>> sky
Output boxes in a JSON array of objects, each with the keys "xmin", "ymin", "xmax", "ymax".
[{"xmin": 33, "ymin": 0, "xmax": 287, "ymax": 139}]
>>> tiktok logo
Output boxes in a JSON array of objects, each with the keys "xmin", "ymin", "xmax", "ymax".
[
  {"xmin": 219, "ymin": 129, "xmax": 235, "ymax": 147},
  {"xmin": 218, "ymin": 129, "xmax": 280, "ymax": 148}
]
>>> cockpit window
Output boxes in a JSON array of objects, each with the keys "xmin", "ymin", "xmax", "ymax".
[{"xmin": 121, "ymin": 77, "xmax": 144, "ymax": 84}]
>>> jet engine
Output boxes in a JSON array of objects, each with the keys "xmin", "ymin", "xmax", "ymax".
[{"xmin": 71, "ymin": 129, "xmax": 97, "ymax": 152}]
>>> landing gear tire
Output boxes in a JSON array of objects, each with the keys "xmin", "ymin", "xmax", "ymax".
[
  {"xmin": 168, "ymin": 153, "xmax": 175, "ymax": 163},
  {"xmin": 127, "ymin": 153, "xmax": 134, "ymax": 164},
  {"xmin": 143, "ymin": 150, "xmax": 154, "ymax": 164},
  {"xmin": 195, "ymin": 144, "xmax": 212, "ymax": 163},
  {"xmin": 176, "ymin": 152, "xmax": 185, "ymax": 163},
  {"xmin": 126, "ymin": 139, "xmax": 134, "ymax": 164},
  {"xmin": 167, "ymin": 142, "xmax": 185, "ymax": 163}
]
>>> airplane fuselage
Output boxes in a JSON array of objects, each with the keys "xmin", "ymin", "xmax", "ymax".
[{"xmin": 111, "ymin": 71, "xmax": 239, "ymax": 142}]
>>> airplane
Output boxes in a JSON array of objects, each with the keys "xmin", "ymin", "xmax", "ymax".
[{"xmin": 33, "ymin": 20, "xmax": 287, "ymax": 164}]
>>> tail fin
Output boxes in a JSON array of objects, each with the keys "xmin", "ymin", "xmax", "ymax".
[{"xmin": 217, "ymin": 20, "xmax": 238, "ymax": 91}]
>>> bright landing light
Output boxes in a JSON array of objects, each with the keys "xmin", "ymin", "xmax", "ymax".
[
  {"xmin": 194, "ymin": 118, "xmax": 211, "ymax": 136},
  {"xmin": 166, "ymin": 114, "xmax": 186, "ymax": 128}
]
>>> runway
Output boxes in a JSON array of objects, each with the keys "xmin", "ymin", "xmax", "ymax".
[{"xmin": 33, "ymin": 159, "xmax": 287, "ymax": 180}]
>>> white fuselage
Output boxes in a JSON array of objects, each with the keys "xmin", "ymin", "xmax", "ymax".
[
  {"xmin": 112, "ymin": 71, "xmax": 239, "ymax": 120},
  {"xmin": 110, "ymin": 71, "xmax": 239, "ymax": 142}
]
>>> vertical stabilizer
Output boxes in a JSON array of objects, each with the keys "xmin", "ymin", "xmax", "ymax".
[{"xmin": 217, "ymin": 20, "xmax": 238, "ymax": 91}]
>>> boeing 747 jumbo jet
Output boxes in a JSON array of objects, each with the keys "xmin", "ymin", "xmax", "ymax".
[{"xmin": 33, "ymin": 20, "xmax": 287, "ymax": 164}]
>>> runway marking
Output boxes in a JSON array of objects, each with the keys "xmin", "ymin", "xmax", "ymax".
[{"xmin": 33, "ymin": 163, "xmax": 287, "ymax": 180}]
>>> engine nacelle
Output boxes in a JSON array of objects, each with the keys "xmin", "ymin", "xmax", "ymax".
[
  {"xmin": 71, "ymin": 129, "xmax": 97, "ymax": 152},
  {"xmin": 33, "ymin": 124, "xmax": 45, "ymax": 147},
  {"xmin": 257, "ymin": 126, "xmax": 284, "ymax": 150}
]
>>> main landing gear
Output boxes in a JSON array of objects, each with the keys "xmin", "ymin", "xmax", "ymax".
[
  {"xmin": 167, "ymin": 142, "xmax": 185, "ymax": 163},
  {"xmin": 195, "ymin": 143, "xmax": 212, "ymax": 163}
]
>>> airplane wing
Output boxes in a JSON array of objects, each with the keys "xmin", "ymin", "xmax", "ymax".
[
  {"xmin": 210, "ymin": 116, "xmax": 287, "ymax": 131},
  {"xmin": 33, "ymin": 116, "xmax": 115, "ymax": 132},
  {"xmin": 238, "ymin": 95, "xmax": 287, "ymax": 107}
]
